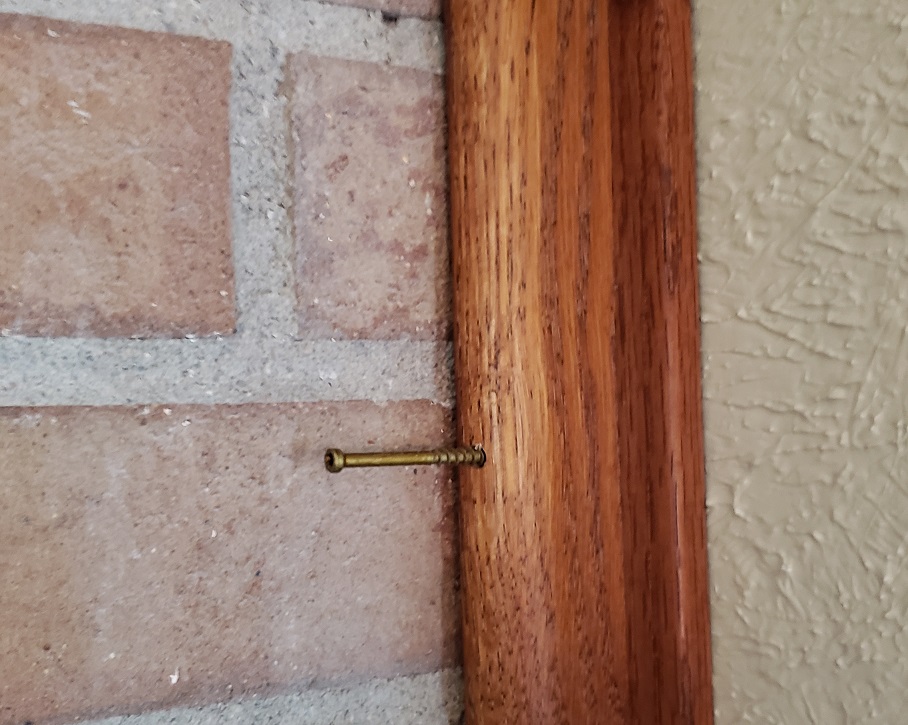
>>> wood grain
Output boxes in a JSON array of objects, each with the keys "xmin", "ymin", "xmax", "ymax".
[{"xmin": 445, "ymin": 1, "xmax": 713, "ymax": 722}]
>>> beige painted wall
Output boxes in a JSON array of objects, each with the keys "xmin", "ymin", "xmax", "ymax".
[{"xmin": 695, "ymin": 0, "xmax": 908, "ymax": 722}]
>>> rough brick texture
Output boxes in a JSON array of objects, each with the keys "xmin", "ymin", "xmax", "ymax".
[
  {"xmin": 0, "ymin": 402, "xmax": 458, "ymax": 725},
  {"xmin": 0, "ymin": 15, "xmax": 235, "ymax": 338},
  {"xmin": 329, "ymin": 0, "xmax": 441, "ymax": 20},
  {"xmin": 288, "ymin": 52, "xmax": 449, "ymax": 340}
]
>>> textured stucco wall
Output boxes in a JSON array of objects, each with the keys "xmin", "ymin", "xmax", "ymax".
[{"xmin": 696, "ymin": 0, "xmax": 908, "ymax": 722}]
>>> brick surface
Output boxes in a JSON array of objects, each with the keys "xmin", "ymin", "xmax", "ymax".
[
  {"xmin": 327, "ymin": 0, "xmax": 441, "ymax": 20},
  {"xmin": 288, "ymin": 52, "xmax": 449, "ymax": 340},
  {"xmin": 0, "ymin": 402, "xmax": 458, "ymax": 725},
  {"xmin": 0, "ymin": 15, "xmax": 235, "ymax": 338}
]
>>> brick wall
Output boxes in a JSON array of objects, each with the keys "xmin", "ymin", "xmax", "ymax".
[{"xmin": 0, "ymin": 2, "xmax": 459, "ymax": 724}]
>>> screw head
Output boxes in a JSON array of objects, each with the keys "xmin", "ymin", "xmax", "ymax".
[{"xmin": 324, "ymin": 448, "xmax": 345, "ymax": 472}]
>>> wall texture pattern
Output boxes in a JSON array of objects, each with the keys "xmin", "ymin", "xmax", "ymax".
[{"xmin": 696, "ymin": 0, "xmax": 908, "ymax": 722}]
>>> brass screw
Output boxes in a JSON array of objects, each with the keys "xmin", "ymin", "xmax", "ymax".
[{"xmin": 324, "ymin": 445, "xmax": 486, "ymax": 473}]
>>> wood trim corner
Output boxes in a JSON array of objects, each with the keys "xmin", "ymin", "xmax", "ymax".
[{"xmin": 445, "ymin": 1, "xmax": 713, "ymax": 722}]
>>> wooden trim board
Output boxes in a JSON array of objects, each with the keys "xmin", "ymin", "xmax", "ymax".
[{"xmin": 445, "ymin": 1, "xmax": 713, "ymax": 722}]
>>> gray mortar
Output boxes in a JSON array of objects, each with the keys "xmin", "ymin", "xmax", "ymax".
[
  {"xmin": 0, "ymin": 1, "xmax": 444, "ymax": 69},
  {"xmin": 0, "ymin": 0, "xmax": 451, "ymax": 407},
  {"xmin": 0, "ymin": 338, "xmax": 453, "ymax": 406},
  {"xmin": 83, "ymin": 669, "xmax": 463, "ymax": 725}
]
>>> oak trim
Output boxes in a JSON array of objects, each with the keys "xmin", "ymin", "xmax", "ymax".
[{"xmin": 445, "ymin": 1, "xmax": 712, "ymax": 723}]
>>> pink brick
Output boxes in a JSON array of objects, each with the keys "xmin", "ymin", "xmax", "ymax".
[
  {"xmin": 328, "ymin": 0, "xmax": 441, "ymax": 19},
  {"xmin": 0, "ymin": 402, "xmax": 458, "ymax": 724},
  {"xmin": 0, "ymin": 15, "xmax": 235, "ymax": 338},
  {"xmin": 288, "ymin": 52, "xmax": 450, "ymax": 340}
]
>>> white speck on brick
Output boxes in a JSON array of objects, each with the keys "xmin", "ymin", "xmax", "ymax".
[{"xmin": 169, "ymin": 668, "xmax": 180, "ymax": 685}]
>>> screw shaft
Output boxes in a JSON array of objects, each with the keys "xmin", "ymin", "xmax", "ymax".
[{"xmin": 325, "ymin": 446, "xmax": 485, "ymax": 472}]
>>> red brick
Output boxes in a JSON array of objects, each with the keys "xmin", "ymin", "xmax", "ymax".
[
  {"xmin": 0, "ymin": 402, "xmax": 458, "ymax": 724},
  {"xmin": 288, "ymin": 52, "xmax": 450, "ymax": 340},
  {"xmin": 0, "ymin": 15, "xmax": 235, "ymax": 338},
  {"xmin": 329, "ymin": 0, "xmax": 440, "ymax": 19}
]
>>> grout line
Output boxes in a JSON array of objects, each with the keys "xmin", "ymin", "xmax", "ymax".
[
  {"xmin": 229, "ymin": 44, "xmax": 299, "ymax": 340},
  {"xmin": 0, "ymin": 338, "xmax": 454, "ymax": 407},
  {"xmin": 0, "ymin": 0, "xmax": 444, "ymax": 71},
  {"xmin": 79, "ymin": 668, "xmax": 463, "ymax": 725}
]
